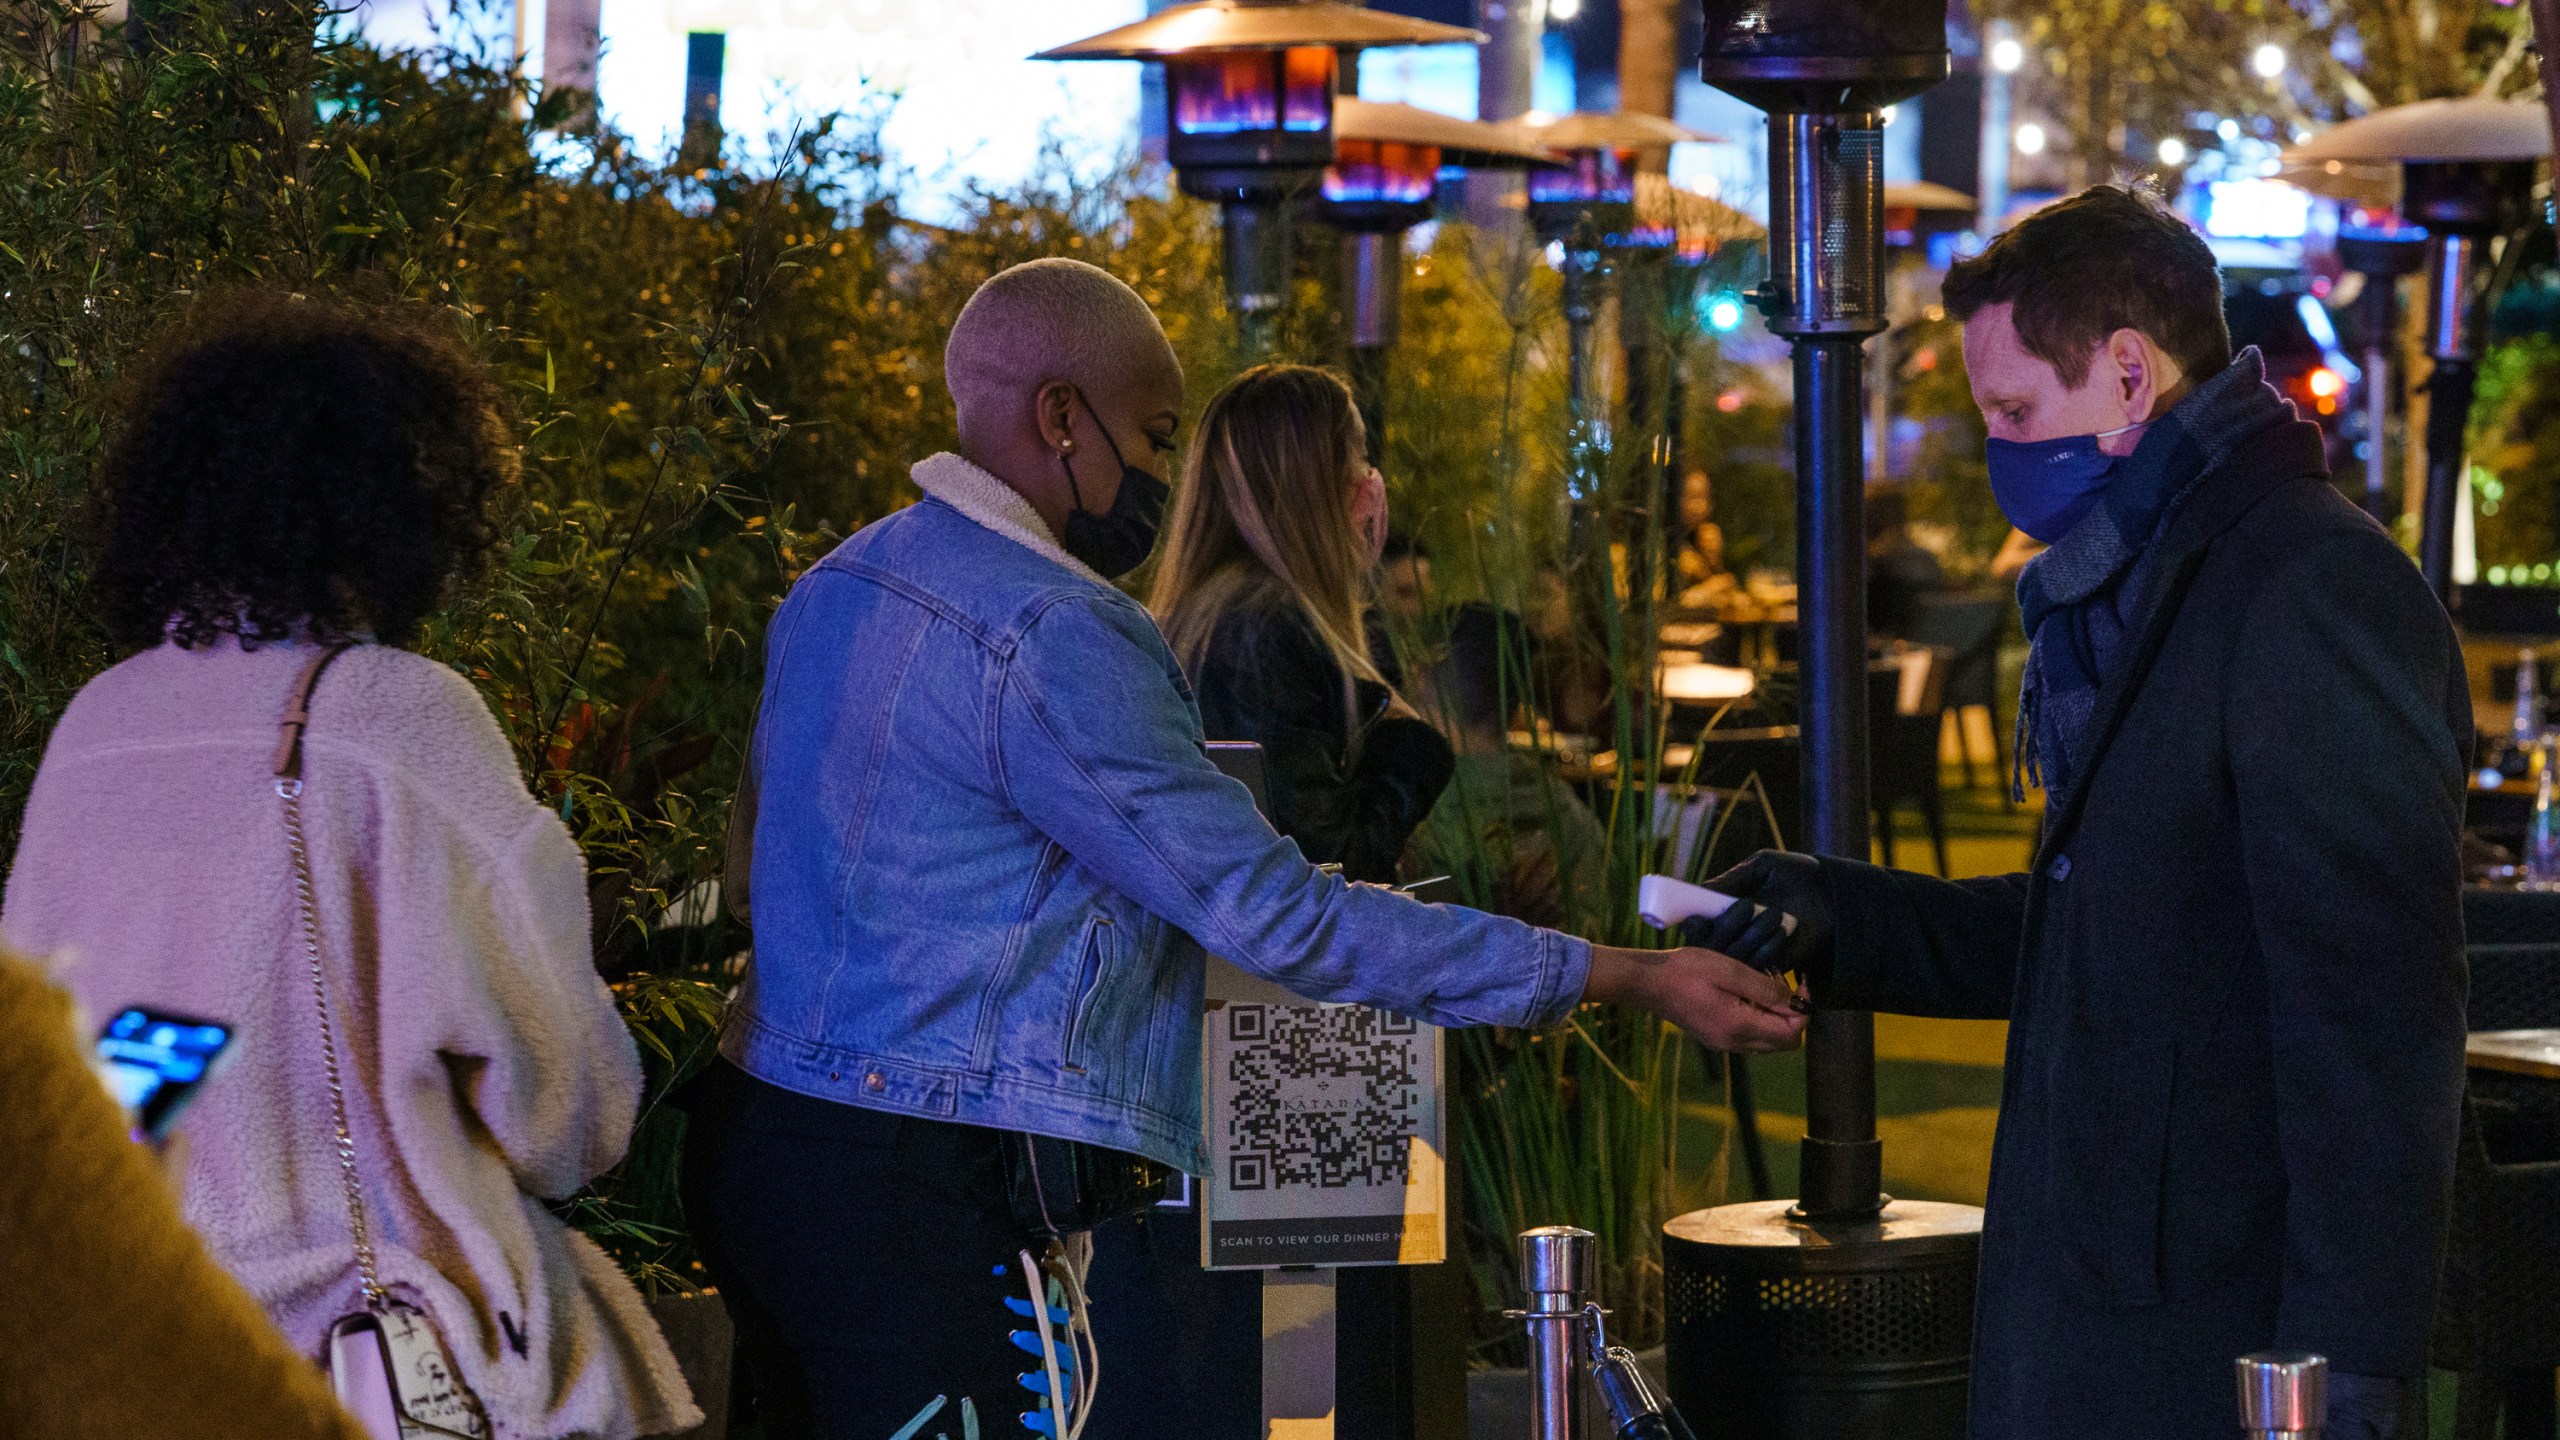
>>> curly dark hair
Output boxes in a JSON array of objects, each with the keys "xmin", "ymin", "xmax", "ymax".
[{"xmin": 93, "ymin": 289, "xmax": 517, "ymax": 650}]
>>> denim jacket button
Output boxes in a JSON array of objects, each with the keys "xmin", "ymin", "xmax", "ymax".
[
  {"xmin": 865, "ymin": 1071, "xmax": 886, "ymax": 1092},
  {"xmin": 2047, "ymin": 854, "xmax": 2072, "ymax": 882}
]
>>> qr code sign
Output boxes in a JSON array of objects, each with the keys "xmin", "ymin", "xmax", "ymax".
[{"xmin": 1221, "ymin": 1004, "xmax": 1425, "ymax": 1191}]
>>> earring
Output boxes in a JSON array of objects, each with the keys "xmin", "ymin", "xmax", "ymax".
[{"xmin": 1058, "ymin": 439, "xmax": 1077, "ymax": 455}]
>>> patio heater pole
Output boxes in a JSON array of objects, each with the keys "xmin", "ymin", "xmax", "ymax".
[
  {"xmin": 1327, "ymin": 101, "xmax": 1559, "ymax": 458},
  {"xmin": 2284, "ymin": 103, "xmax": 2548, "ymax": 604},
  {"xmin": 2338, "ymin": 225, "xmax": 2425, "ymax": 526},
  {"xmin": 2405, "ymin": 149, "xmax": 2536, "ymax": 603},
  {"xmin": 1663, "ymin": 9, "xmax": 1984, "ymax": 1436},
  {"xmin": 1034, "ymin": 1, "xmax": 1487, "ymax": 352},
  {"xmin": 1761, "ymin": 90, "xmax": 1908, "ymax": 1224},
  {"xmin": 1344, "ymin": 231, "xmax": 1397, "ymax": 453},
  {"xmin": 1524, "ymin": 114, "xmax": 1712, "ymax": 507}
]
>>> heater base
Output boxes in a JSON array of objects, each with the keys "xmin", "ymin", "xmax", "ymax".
[{"xmin": 1662, "ymin": 1199, "xmax": 1983, "ymax": 1440}]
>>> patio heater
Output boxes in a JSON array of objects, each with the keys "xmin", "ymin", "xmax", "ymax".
[
  {"xmin": 1035, "ymin": 1, "xmax": 1483, "ymax": 351},
  {"xmin": 1520, "ymin": 111, "xmax": 1711, "ymax": 502},
  {"xmin": 2337, "ymin": 215, "xmax": 2429, "ymax": 524},
  {"xmin": 2280, "ymin": 150, "xmax": 2421, "ymax": 526},
  {"xmin": 1618, "ymin": 174, "xmax": 1761, "ymax": 590},
  {"xmin": 1322, "ymin": 98, "xmax": 1558, "ymax": 454},
  {"xmin": 1662, "ymin": 4, "xmax": 1984, "ymax": 1437},
  {"xmin": 2285, "ymin": 99, "xmax": 2550, "ymax": 601}
]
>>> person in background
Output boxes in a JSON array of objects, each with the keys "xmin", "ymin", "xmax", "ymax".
[
  {"xmin": 1408, "ymin": 603, "xmax": 1609, "ymax": 933},
  {"xmin": 1989, "ymin": 525, "xmax": 2046, "ymax": 583},
  {"xmin": 690, "ymin": 259, "xmax": 1806, "ymax": 1437},
  {"xmin": 1697, "ymin": 185, "xmax": 2465, "ymax": 1440},
  {"xmin": 1375, "ymin": 528, "xmax": 1434, "ymax": 635},
  {"xmin": 1864, "ymin": 481, "xmax": 1945, "ymax": 640},
  {"xmin": 1674, "ymin": 468, "xmax": 1736, "ymax": 609},
  {"xmin": 0, "ymin": 947, "xmax": 372, "ymax": 1440},
  {"xmin": 1150, "ymin": 363, "xmax": 1450, "ymax": 883},
  {"xmin": 0, "ymin": 293, "xmax": 697, "ymax": 1440}
]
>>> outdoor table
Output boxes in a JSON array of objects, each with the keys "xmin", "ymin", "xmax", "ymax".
[
  {"xmin": 1660, "ymin": 660, "xmax": 1757, "ymax": 704},
  {"xmin": 2467, "ymin": 1029, "xmax": 2560, "ymax": 1080}
]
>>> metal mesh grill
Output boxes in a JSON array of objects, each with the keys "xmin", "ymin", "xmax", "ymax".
[
  {"xmin": 1766, "ymin": 113, "xmax": 1886, "ymax": 332},
  {"xmin": 1816, "ymin": 126, "xmax": 1882, "ymax": 321},
  {"xmin": 1668, "ymin": 1257, "xmax": 1974, "ymax": 1366},
  {"xmin": 2468, "ymin": 943, "xmax": 2560, "ymax": 1032}
]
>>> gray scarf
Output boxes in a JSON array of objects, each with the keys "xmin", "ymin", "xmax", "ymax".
[{"xmin": 2013, "ymin": 349, "xmax": 2292, "ymax": 803}]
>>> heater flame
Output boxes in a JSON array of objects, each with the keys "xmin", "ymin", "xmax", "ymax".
[
  {"xmin": 1529, "ymin": 148, "xmax": 1636, "ymax": 206},
  {"xmin": 1170, "ymin": 47, "xmax": 1335, "ymax": 137},
  {"xmin": 1324, "ymin": 140, "xmax": 1441, "ymax": 206}
]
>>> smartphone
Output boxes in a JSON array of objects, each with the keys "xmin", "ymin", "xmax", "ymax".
[{"xmin": 96, "ymin": 1007, "xmax": 234, "ymax": 1141}]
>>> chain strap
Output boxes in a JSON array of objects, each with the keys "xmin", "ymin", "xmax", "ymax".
[{"xmin": 274, "ymin": 643, "xmax": 385, "ymax": 1311}]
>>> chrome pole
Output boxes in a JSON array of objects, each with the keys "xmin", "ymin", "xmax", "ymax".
[
  {"xmin": 2236, "ymin": 1352, "xmax": 2327, "ymax": 1439},
  {"xmin": 1519, "ymin": 1226, "xmax": 1595, "ymax": 1440},
  {"xmin": 2417, "ymin": 232, "xmax": 2480, "ymax": 601}
]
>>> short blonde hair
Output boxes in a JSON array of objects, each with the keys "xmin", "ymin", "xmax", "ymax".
[{"xmin": 945, "ymin": 258, "xmax": 1180, "ymax": 443}]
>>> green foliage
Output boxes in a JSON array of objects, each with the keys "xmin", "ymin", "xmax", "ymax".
[
  {"xmin": 2470, "ymin": 334, "xmax": 2560, "ymax": 576},
  {"xmin": 0, "ymin": 0, "xmax": 1818, "ymax": 1361}
]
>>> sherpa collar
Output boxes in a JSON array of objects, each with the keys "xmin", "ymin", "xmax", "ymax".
[{"xmin": 908, "ymin": 451, "xmax": 1111, "ymax": 589}]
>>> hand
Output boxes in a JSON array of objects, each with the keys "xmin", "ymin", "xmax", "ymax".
[
  {"xmin": 1584, "ymin": 944, "xmax": 1807, "ymax": 1053},
  {"xmin": 1680, "ymin": 850, "xmax": 1834, "ymax": 983},
  {"xmin": 2323, "ymin": 1373, "xmax": 2408, "ymax": 1440}
]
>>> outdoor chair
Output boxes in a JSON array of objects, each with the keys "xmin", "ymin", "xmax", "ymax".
[
  {"xmin": 2434, "ymin": 917, "xmax": 2560, "ymax": 1440},
  {"xmin": 2465, "ymin": 887, "xmax": 2560, "ymax": 948},
  {"xmin": 1907, "ymin": 591, "xmax": 2010, "ymax": 800},
  {"xmin": 1872, "ymin": 646, "xmax": 1953, "ymax": 877}
]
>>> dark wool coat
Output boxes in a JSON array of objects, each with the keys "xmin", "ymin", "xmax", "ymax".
[
  {"xmin": 1817, "ymin": 420, "xmax": 2471, "ymax": 1437},
  {"xmin": 1189, "ymin": 593, "xmax": 1453, "ymax": 884}
]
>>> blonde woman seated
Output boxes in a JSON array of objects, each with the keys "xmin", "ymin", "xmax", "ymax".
[{"xmin": 1149, "ymin": 364, "xmax": 1452, "ymax": 883}]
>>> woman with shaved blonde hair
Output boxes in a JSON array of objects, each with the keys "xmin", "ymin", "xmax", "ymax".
[{"xmin": 1150, "ymin": 363, "xmax": 1451, "ymax": 882}]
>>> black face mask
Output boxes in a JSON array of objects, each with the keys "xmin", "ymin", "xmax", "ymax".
[{"xmin": 1058, "ymin": 393, "xmax": 1169, "ymax": 579}]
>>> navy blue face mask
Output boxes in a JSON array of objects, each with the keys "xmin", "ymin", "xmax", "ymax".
[{"xmin": 1985, "ymin": 421, "xmax": 2141, "ymax": 543}]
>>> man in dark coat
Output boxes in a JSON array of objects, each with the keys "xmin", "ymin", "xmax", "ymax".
[{"xmin": 1699, "ymin": 187, "xmax": 2471, "ymax": 1438}]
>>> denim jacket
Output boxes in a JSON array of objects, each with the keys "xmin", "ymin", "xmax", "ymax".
[{"xmin": 722, "ymin": 453, "xmax": 1589, "ymax": 1173}]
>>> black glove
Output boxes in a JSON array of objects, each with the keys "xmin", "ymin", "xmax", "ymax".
[
  {"xmin": 1678, "ymin": 851, "xmax": 1835, "ymax": 988},
  {"xmin": 2323, "ymin": 1373, "xmax": 2408, "ymax": 1440}
]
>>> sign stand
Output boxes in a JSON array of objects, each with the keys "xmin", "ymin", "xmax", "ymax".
[{"xmin": 1195, "ymin": 743, "xmax": 1462, "ymax": 1440}]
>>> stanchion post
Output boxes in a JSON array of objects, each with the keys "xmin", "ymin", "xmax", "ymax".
[
  {"xmin": 2236, "ymin": 1352, "xmax": 2327, "ymax": 1440},
  {"xmin": 1518, "ymin": 1226, "xmax": 1594, "ymax": 1440}
]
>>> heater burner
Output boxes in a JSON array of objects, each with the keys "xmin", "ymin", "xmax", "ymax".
[
  {"xmin": 1323, "ymin": 140, "xmax": 1439, "ymax": 208},
  {"xmin": 1169, "ymin": 47, "xmax": 1332, "ymax": 135},
  {"xmin": 1663, "ymin": 1200, "xmax": 1981, "ymax": 1438}
]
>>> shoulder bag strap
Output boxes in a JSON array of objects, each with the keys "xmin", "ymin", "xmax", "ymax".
[{"xmin": 272, "ymin": 642, "xmax": 383, "ymax": 1310}]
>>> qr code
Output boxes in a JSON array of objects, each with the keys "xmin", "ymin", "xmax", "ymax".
[{"xmin": 1222, "ymin": 1004, "xmax": 1423, "ymax": 1192}]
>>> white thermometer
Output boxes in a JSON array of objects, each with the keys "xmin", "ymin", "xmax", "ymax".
[{"xmin": 1637, "ymin": 874, "xmax": 1798, "ymax": 936}]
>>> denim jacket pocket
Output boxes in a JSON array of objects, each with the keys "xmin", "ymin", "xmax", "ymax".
[{"xmin": 1062, "ymin": 915, "xmax": 1115, "ymax": 1073}]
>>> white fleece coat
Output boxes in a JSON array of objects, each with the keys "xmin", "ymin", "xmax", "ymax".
[{"xmin": 2, "ymin": 639, "xmax": 699, "ymax": 1440}]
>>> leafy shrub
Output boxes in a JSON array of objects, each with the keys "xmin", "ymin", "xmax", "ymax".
[{"xmin": 1, "ymin": 0, "xmax": 1815, "ymax": 1347}]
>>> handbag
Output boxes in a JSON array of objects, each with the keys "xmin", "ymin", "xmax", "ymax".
[
  {"xmin": 1001, "ymin": 1130, "xmax": 1172, "ymax": 1238},
  {"xmin": 275, "ymin": 643, "xmax": 492, "ymax": 1440}
]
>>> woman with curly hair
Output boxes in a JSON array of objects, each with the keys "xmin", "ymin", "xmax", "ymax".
[{"xmin": 1, "ymin": 291, "xmax": 698, "ymax": 1439}]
